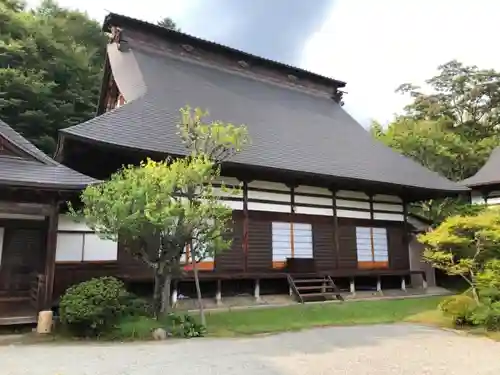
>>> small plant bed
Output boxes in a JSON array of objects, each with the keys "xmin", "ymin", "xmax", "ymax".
[
  {"xmin": 204, "ymin": 296, "xmax": 445, "ymax": 336},
  {"xmin": 57, "ymin": 277, "xmax": 206, "ymax": 341}
]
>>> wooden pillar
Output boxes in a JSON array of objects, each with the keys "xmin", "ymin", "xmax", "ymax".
[
  {"xmin": 290, "ymin": 185, "xmax": 295, "ymax": 259},
  {"xmin": 402, "ymin": 199, "xmax": 410, "ymax": 266},
  {"xmin": 369, "ymin": 194, "xmax": 375, "ymax": 264},
  {"xmin": 242, "ymin": 181, "xmax": 249, "ymax": 272},
  {"xmin": 331, "ymin": 189, "xmax": 340, "ymax": 269},
  {"xmin": 42, "ymin": 200, "xmax": 59, "ymax": 309}
]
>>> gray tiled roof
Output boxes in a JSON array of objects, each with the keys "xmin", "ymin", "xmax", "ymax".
[
  {"xmin": 0, "ymin": 119, "xmax": 97, "ymax": 189},
  {"xmin": 61, "ymin": 33, "xmax": 466, "ymax": 195},
  {"xmin": 462, "ymin": 147, "xmax": 500, "ymax": 187}
]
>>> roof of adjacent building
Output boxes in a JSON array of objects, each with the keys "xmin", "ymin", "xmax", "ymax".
[
  {"xmin": 60, "ymin": 13, "xmax": 466, "ymax": 196},
  {"xmin": 0, "ymin": 119, "xmax": 97, "ymax": 190},
  {"xmin": 461, "ymin": 147, "xmax": 500, "ymax": 188}
]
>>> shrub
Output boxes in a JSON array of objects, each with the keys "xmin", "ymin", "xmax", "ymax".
[
  {"xmin": 110, "ymin": 313, "xmax": 206, "ymax": 340},
  {"xmin": 121, "ymin": 293, "xmax": 153, "ymax": 317},
  {"xmin": 472, "ymin": 302, "xmax": 500, "ymax": 331},
  {"xmin": 165, "ymin": 313, "xmax": 207, "ymax": 338},
  {"xmin": 439, "ymin": 295, "xmax": 478, "ymax": 326},
  {"xmin": 109, "ymin": 316, "xmax": 163, "ymax": 340},
  {"xmin": 59, "ymin": 277, "xmax": 130, "ymax": 337}
]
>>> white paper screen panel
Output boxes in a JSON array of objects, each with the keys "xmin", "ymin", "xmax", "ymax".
[
  {"xmin": 247, "ymin": 190, "xmax": 290, "ymax": 203},
  {"xmin": 294, "ymin": 206, "xmax": 332, "ymax": 216},
  {"xmin": 221, "ymin": 200, "xmax": 244, "ymax": 210},
  {"xmin": 83, "ymin": 234, "xmax": 118, "ymax": 261},
  {"xmin": 337, "ymin": 210, "xmax": 371, "ymax": 219},
  {"xmin": 336, "ymin": 199, "xmax": 370, "ymax": 210},
  {"xmin": 248, "ymin": 180, "xmax": 290, "ymax": 192},
  {"xmin": 373, "ymin": 212, "xmax": 404, "ymax": 221},
  {"xmin": 56, "ymin": 233, "xmax": 84, "ymax": 262},
  {"xmin": 294, "ymin": 195, "xmax": 331, "ymax": 206},
  {"xmin": 248, "ymin": 202, "xmax": 290, "ymax": 213},
  {"xmin": 294, "ymin": 186, "xmax": 331, "ymax": 196},
  {"xmin": 373, "ymin": 194, "xmax": 402, "ymax": 203},
  {"xmin": 336, "ymin": 190, "xmax": 369, "ymax": 200},
  {"xmin": 293, "ymin": 223, "xmax": 313, "ymax": 258},
  {"xmin": 372, "ymin": 202, "xmax": 403, "ymax": 212},
  {"xmin": 372, "ymin": 228, "xmax": 388, "ymax": 261},
  {"xmin": 58, "ymin": 215, "xmax": 92, "ymax": 231},
  {"xmin": 355, "ymin": 227, "xmax": 372, "ymax": 261},
  {"xmin": 272, "ymin": 222, "xmax": 291, "ymax": 261},
  {"xmin": 487, "ymin": 197, "xmax": 500, "ymax": 205},
  {"xmin": 212, "ymin": 187, "xmax": 243, "ymax": 199}
]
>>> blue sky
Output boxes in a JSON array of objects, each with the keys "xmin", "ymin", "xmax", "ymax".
[{"xmin": 28, "ymin": 0, "xmax": 500, "ymax": 125}]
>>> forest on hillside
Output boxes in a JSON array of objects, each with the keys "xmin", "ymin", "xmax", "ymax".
[{"xmin": 2, "ymin": 0, "xmax": 500, "ymax": 222}]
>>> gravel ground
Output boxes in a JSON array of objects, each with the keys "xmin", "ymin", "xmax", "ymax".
[{"xmin": 1, "ymin": 324, "xmax": 499, "ymax": 375}]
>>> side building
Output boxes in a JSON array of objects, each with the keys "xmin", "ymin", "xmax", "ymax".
[
  {"xmin": 0, "ymin": 119, "xmax": 97, "ymax": 323},
  {"xmin": 462, "ymin": 147, "xmax": 500, "ymax": 206},
  {"xmin": 55, "ymin": 13, "xmax": 467, "ymax": 301}
]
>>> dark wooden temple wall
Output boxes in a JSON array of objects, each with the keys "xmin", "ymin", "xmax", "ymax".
[
  {"xmin": 215, "ymin": 211, "xmax": 245, "ymax": 272},
  {"xmin": 337, "ymin": 225, "xmax": 357, "ymax": 269},
  {"xmin": 51, "ymin": 210, "xmax": 410, "ymax": 301},
  {"xmin": 388, "ymin": 226, "xmax": 409, "ymax": 270},
  {"xmin": 246, "ymin": 211, "xmax": 273, "ymax": 272},
  {"xmin": 311, "ymin": 216, "xmax": 336, "ymax": 272}
]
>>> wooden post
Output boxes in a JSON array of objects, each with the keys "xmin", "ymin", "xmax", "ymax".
[
  {"xmin": 215, "ymin": 279, "xmax": 222, "ymax": 306},
  {"xmin": 42, "ymin": 200, "xmax": 59, "ymax": 309},
  {"xmin": 403, "ymin": 199, "xmax": 410, "ymax": 265},
  {"xmin": 369, "ymin": 194, "xmax": 375, "ymax": 265},
  {"xmin": 331, "ymin": 189, "xmax": 340, "ymax": 270},
  {"xmin": 290, "ymin": 185, "xmax": 295, "ymax": 259},
  {"xmin": 242, "ymin": 181, "xmax": 249, "ymax": 272}
]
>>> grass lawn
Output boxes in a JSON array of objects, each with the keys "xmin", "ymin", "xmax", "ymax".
[{"xmin": 204, "ymin": 296, "xmax": 445, "ymax": 336}]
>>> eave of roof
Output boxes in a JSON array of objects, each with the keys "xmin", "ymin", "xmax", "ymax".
[
  {"xmin": 0, "ymin": 120, "xmax": 98, "ymax": 190},
  {"xmin": 461, "ymin": 147, "xmax": 500, "ymax": 188}
]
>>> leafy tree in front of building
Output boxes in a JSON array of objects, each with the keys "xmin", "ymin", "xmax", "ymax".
[{"xmin": 76, "ymin": 106, "xmax": 249, "ymax": 324}]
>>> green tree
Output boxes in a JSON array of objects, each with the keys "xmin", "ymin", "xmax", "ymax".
[
  {"xmin": 157, "ymin": 17, "xmax": 179, "ymax": 31},
  {"xmin": 372, "ymin": 60, "xmax": 500, "ymax": 223},
  {"xmin": 419, "ymin": 208, "xmax": 500, "ymax": 302},
  {"xmin": 77, "ymin": 107, "xmax": 250, "ymax": 322},
  {"xmin": 0, "ymin": 0, "xmax": 106, "ymax": 153},
  {"xmin": 397, "ymin": 60, "xmax": 500, "ymax": 140}
]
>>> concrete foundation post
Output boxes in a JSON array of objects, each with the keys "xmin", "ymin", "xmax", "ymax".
[
  {"xmin": 215, "ymin": 280, "xmax": 222, "ymax": 306},
  {"xmin": 349, "ymin": 278, "xmax": 356, "ymax": 295},
  {"xmin": 254, "ymin": 279, "xmax": 262, "ymax": 302},
  {"xmin": 376, "ymin": 276, "xmax": 382, "ymax": 294}
]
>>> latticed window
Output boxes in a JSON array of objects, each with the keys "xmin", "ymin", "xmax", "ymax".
[
  {"xmin": 271, "ymin": 222, "xmax": 313, "ymax": 269},
  {"xmin": 355, "ymin": 227, "xmax": 388, "ymax": 269}
]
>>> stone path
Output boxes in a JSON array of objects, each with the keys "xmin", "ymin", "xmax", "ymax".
[{"xmin": 1, "ymin": 324, "xmax": 499, "ymax": 375}]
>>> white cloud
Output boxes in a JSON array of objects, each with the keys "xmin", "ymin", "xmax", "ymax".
[
  {"xmin": 27, "ymin": 0, "xmax": 500, "ymax": 125},
  {"xmin": 302, "ymin": 0, "xmax": 500, "ymax": 124}
]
